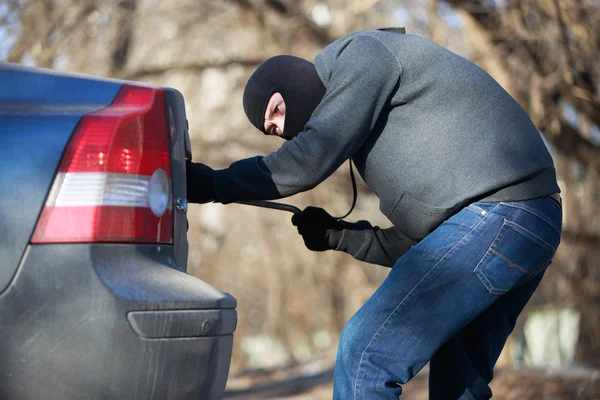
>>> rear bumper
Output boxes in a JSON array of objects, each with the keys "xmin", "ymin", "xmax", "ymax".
[{"xmin": 0, "ymin": 244, "xmax": 236, "ymax": 400}]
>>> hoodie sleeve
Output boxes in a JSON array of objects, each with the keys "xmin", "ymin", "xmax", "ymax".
[
  {"xmin": 334, "ymin": 221, "xmax": 417, "ymax": 267},
  {"xmin": 212, "ymin": 34, "xmax": 402, "ymax": 203}
]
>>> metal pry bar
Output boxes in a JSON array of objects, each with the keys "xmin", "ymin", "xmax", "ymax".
[{"xmin": 236, "ymin": 200, "xmax": 301, "ymax": 214}]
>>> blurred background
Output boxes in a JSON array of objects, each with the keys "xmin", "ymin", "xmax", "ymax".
[{"xmin": 2, "ymin": 0, "xmax": 599, "ymax": 398}]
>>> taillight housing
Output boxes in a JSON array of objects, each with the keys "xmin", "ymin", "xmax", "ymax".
[{"xmin": 32, "ymin": 84, "xmax": 173, "ymax": 244}]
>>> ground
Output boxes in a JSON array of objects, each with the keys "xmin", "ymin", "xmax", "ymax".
[{"xmin": 224, "ymin": 363, "xmax": 600, "ymax": 399}]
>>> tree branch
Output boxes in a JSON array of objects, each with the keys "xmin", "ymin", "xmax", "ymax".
[{"xmin": 549, "ymin": 120, "xmax": 600, "ymax": 174}]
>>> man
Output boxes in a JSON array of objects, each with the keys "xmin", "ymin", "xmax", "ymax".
[{"xmin": 187, "ymin": 28, "xmax": 562, "ymax": 399}]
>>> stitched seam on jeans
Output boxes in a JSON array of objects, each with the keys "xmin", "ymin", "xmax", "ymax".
[
  {"xmin": 489, "ymin": 248, "xmax": 530, "ymax": 274},
  {"xmin": 543, "ymin": 195, "xmax": 562, "ymax": 212},
  {"xmin": 473, "ymin": 218, "xmax": 510, "ymax": 295},
  {"xmin": 474, "ymin": 248, "xmax": 502, "ymax": 295},
  {"xmin": 474, "ymin": 267, "xmax": 505, "ymax": 295},
  {"xmin": 351, "ymin": 204, "xmax": 497, "ymax": 399},
  {"xmin": 505, "ymin": 220, "xmax": 557, "ymax": 251},
  {"xmin": 521, "ymin": 257, "xmax": 553, "ymax": 285},
  {"xmin": 499, "ymin": 202, "xmax": 561, "ymax": 238},
  {"xmin": 467, "ymin": 204, "xmax": 486, "ymax": 215}
]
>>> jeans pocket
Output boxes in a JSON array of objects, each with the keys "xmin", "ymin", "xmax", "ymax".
[{"xmin": 474, "ymin": 220, "xmax": 556, "ymax": 295}]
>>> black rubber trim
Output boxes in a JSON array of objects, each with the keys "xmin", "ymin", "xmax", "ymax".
[{"xmin": 127, "ymin": 309, "xmax": 238, "ymax": 338}]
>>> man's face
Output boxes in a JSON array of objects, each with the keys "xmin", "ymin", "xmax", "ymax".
[{"xmin": 263, "ymin": 92, "xmax": 286, "ymax": 138}]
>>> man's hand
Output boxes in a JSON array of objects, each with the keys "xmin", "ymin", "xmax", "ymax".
[
  {"xmin": 291, "ymin": 207, "xmax": 344, "ymax": 252},
  {"xmin": 186, "ymin": 161, "xmax": 216, "ymax": 204}
]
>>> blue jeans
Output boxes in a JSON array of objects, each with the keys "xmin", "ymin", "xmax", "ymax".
[{"xmin": 333, "ymin": 196, "xmax": 562, "ymax": 399}]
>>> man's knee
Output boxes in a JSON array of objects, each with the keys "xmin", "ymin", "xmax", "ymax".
[{"xmin": 337, "ymin": 313, "xmax": 366, "ymax": 366}]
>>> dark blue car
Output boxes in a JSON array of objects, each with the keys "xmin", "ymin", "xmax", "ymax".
[{"xmin": 0, "ymin": 63, "xmax": 237, "ymax": 400}]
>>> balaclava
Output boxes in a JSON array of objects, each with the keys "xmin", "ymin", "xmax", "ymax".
[{"xmin": 243, "ymin": 55, "xmax": 326, "ymax": 140}]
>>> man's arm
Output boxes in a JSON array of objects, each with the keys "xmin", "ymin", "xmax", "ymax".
[
  {"xmin": 211, "ymin": 34, "xmax": 402, "ymax": 204},
  {"xmin": 335, "ymin": 221, "xmax": 417, "ymax": 267},
  {"xmin": 291, "ymin": 207, "xmax": 416, "ymax": 268}
]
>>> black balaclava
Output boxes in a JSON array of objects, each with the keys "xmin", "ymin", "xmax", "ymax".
[{"xmin": 243, "ymin": 55, "xmax": 326, "ymax": 140}]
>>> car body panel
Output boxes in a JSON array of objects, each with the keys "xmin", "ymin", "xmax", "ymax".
[
  {"xmin": 0, "ymin": 64, "xmax": 121, "ymax": 294},
  {"xmin": 0, "ymin": 63, "xmax": 236, "ymax": 399},
  {"xmin": 0, "ymin": 244, "xmax": 235, "ymax": 400},
  {"xmin": 164, "ymin": 88, "xmax": 190, "ymax": 271}
]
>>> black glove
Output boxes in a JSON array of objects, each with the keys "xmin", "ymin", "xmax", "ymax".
[
  {"xmin": 186, "ymin": 161, "xmax": 216, "ymax": 204},
  {"xmin": 291, "ymin": 207, "xmax": 345, "ymax": 252}
]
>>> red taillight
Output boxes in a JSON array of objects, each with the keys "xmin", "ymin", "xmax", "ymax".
[{"xmin": 31, "ymin": 85, "xmax": 173, "ymax": 244}]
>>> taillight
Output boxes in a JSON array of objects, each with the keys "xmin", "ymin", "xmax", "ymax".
[{"xmin": 31, "ymin": 84, "xmax": 173, "ymax": 244}]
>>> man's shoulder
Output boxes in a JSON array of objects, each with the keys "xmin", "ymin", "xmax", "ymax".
[
  {"xmin": 318, "ymin": 29, "xmax": 430, "ymax": 60},
  {"xmin": 314, "ymin": 29, "xmax": 415, "ymax": 80},
  {"xmin": 336, "ymin": 27, "xmax": 408, "ymax": 40},
  {"xmin": 323, "ymin": 28, "xmax": 406, "ymax": 48}
]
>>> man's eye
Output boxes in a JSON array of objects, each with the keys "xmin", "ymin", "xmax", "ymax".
[
  {"xmin": 273, "ymin": 126, "xmax": 279, "ymax": 134},
  {"xmin": 275, "ymin": 104, "xmax": 282, "ymax": 113}
]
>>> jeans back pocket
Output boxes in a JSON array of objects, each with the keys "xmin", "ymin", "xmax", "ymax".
[{"xmin": 474, "ymin": 220, "xmax": 556, "ymax": 295}]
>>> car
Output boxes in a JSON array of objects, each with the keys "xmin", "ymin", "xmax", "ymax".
[{"xmin": 0, "ymin": 63, "xmax": 237, "ymax": 400}]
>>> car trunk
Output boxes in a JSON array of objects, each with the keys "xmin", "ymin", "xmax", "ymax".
[{"xmin": 0, "ymin": 63, "xmax": 236, "ymax": 400}]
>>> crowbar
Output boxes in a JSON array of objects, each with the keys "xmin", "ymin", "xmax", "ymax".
[{"xmin": 236, "ymin": 200, "xmax": 301, "ymax": 214}]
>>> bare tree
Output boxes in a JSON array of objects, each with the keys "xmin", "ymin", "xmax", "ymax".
[
  {"xmin": 437, "ymin": 0, "xmax": 600, "ymax": 367},
  {"xmin": 3, "ymin": 0, "xmax": 598, "ymax": 372}
]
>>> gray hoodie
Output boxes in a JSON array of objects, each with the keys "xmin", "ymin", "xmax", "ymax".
[{"xmin": 213, "ymin": 29, "xmax": 559, "ymax": 266}]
